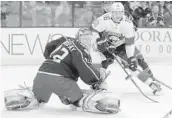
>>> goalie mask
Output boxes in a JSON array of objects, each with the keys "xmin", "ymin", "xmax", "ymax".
[{"xmin": 76, "ymin": 28, "xmax": 93, "ymax": 51}]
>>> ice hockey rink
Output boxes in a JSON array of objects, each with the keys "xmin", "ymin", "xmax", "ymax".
[
  {"xmin": 1, "ymin": 0, "xmax": 172, "ymax": 117},
  {"xmin": 1, "ymin": 28, "xmax": 172, "ymax": 118},
  {"xmin": 1, "ymin": 62, "xmax": 172, "ymax": 118}
]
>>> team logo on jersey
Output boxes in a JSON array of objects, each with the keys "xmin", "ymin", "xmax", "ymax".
[{"xmin": 108, "ymin": 32, "xmax": 122, "ymax": 38}]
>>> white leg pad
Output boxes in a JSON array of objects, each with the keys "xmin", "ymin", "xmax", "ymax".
[
  {"xmin": 79, "ymin": 90, "xmax": 120, "ymax": 114},
  {"xmin": 4, "ymin": 88, "xmax": 39, "ymax": 110}
]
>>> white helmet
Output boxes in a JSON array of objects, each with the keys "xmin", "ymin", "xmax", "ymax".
[
  {"xmin": 110, "ymin": 2, "xmax": 125, "ymax": 22},
  {"xmin": 110, "ymin": 2, "xmax": 124, "ymax": 12}
]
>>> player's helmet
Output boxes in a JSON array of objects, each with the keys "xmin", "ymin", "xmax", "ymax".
[
  {"xmin": 76, "ymin": 28, "xmax": 93, "ymax": 51},
  {"xmin": 110, "ymin": 2, "xmax": 124, "ymax": 22}
]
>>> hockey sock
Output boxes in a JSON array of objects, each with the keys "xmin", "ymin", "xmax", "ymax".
[{"xmin": 137, "ymin": 68, "xmax": 153, "ymax": 85}]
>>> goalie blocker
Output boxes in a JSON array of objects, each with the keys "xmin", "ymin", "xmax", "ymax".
[{"xmin": 4, "ymin": 30, "xmax": 120, "ymax": 114}]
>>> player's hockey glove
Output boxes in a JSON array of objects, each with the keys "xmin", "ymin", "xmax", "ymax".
[
  {"xmin": 96, "ymin": 38, "xmax": 109, "ymax": 53},
  {"xmin": 128, "ymin": 56, "xmax": 137, "ymax": 71}
]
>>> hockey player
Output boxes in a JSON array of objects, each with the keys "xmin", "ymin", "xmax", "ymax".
[
  {"xmin": 101, "ymin": 1, "xmax": 138, "ymax": 31},
  {"xmin": 4, "ymin": 28, "xmax": 120, "ymax": 114},
  {"xmin": 91, "ymin": 2, "xmax": 162, "ymax": 94}
]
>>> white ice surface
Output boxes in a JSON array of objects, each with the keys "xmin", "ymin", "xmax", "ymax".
[{"xmin": 1, "ymin": 63, "xmax": 172, "ymax": 118}]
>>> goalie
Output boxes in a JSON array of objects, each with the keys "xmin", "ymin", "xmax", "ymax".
[
  {"xmin": 91, "ymin": 2, "xmax": 162, "ymax": 95},
  {"xmin": 4, "ymin": 28, "xmax": 120, "ymax": 114}
]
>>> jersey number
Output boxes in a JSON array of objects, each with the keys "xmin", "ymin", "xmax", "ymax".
[{"xmin": 51, "ymin": 46, "xmax": 69, "ymax": 63}]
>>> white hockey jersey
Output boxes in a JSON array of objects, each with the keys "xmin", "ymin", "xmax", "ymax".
[{"xmin": 91, "ymin": 13, "xmax": 136, "ymax": 58}]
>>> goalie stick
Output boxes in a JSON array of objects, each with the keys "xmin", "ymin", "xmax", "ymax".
[{"xmin": 113, "ymin": 55, "xmax": 158, "ymax": 103}]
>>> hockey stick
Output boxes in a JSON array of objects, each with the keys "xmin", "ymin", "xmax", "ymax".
[
  {"xmin": 163, "ymin": 108, "xmax": 172, "ymax": 118},
  {"xmin": 116, "ymin": 54, "xmax": 172, "ymax": 91},
  {"xmin": 114, "ymin": 56, "xmax": 158, "ymax": 103},
  {"xmin": 152, "ymin": 77, "xmax": 172, "ymax": 91},
  {"xmin": 60, "ymin": 34, "xmax": 157, "ymax": 102}
]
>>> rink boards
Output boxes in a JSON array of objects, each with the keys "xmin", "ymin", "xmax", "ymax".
[{"xmin": 1, "ymin": 28, "xmax": 172, "ymax": 65}]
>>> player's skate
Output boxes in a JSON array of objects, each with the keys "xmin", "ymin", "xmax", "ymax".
[
  {"xmin": 137, "ymin": 69, "xmax": 162, "ymax": 95},
  {"xmin": 149, "ymin": 80, "xmax": 162, "ymax": 95},
  {"xmin": 143, "ymin": 77, "xmax": 162, "ymax": 95}
]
